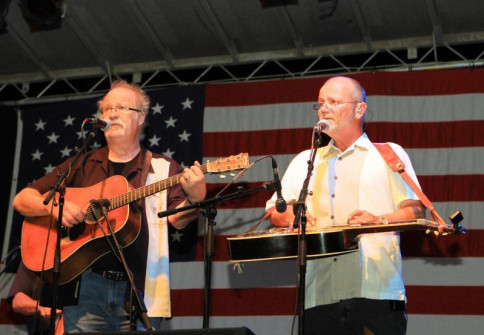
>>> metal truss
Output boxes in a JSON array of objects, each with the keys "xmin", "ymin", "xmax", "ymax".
[{"xmin": 1, "ymin": 40, "xmax": 483, "ymax": 105}]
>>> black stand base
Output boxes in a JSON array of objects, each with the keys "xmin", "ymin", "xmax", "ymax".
[{"xmin": 75, "ymin": 327, "xmax": 255, "ymax": 335}]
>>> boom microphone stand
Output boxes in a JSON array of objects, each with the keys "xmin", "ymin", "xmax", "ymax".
[
  {"xmin": 91, "ymin": 202, "xmax": 152, "ymax": 331},
  {"xmin": 158, "ymin": 182, "xmax": 276, "ymax": 329},
  {"xmin": 41, "ymin": 132, "xmax": 95, "ymax": 335}
]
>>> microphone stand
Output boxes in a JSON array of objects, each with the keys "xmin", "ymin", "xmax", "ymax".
[
  {"xmin": 95, "ymin": 204, "xmax": 152, "ymax": 331},
  {"xmin": 292, "ymin": 132, "xmax": 323, "ymax": 335},
  {"xmin": 158, "ymin": 182, "xmax": 275, "ymax": 329},
  {"xmin": 41, "ymin": 132, "xmax": 95, "ymax": 335}
]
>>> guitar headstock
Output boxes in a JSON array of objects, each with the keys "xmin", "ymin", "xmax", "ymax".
[
  {"xmin": 206, "ymin": 153, "xmax": 250, "ymax": 174},
  {"xmin": 427, "ymin": 210, "xmax": 466, "ymax": 236}
]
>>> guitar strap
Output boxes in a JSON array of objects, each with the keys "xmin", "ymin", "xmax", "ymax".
[
  {"xmin": 373, "ymin": 143, "xmax": 447, "ymax": 226},
  {"xmin": 135, "ymin": 149, "xmax": 152, "ymax": 209},
  {"xmin": 140, "ymin": 149, "xmax": 153, "ymax": 187}
]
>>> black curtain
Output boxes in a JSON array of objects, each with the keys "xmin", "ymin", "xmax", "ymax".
[{"xmin": 0, "ymin": 105, "xmax": 18, "ymax": 270}]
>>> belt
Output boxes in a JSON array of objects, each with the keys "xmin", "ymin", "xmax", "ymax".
[{"xmin": 92, "ymin": 269, "xmax": 127, "ymax": 282}]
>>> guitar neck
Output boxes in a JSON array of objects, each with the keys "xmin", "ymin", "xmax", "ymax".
[{"xmin": 108, "ymin": 164, "xmax": 208, "ymax": 210}]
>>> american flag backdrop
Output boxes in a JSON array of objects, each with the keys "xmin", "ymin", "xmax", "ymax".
[{"xmin": 1, "ymin": 68, "xmax": 484, "ymax": 334}]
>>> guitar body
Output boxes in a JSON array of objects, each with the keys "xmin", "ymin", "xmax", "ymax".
[
  {"xmin": 227, "ymin": 227, "xmax": 358, "ymax": 262},
  {"xmin": 20, "ymin": 153, "xmax": 250, "ymax": 284},
  {"xmin": 227, "ymin": 219, "xmax": 457, "ymax": 262},
  {"xmin": 21, "ymin": 175, "xmax": 138, "ymax": 284}
]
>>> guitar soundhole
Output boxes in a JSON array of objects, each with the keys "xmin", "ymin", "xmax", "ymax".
[{"xmin": 68, "ymin": 221, "xmax": 86, "ymax": 241}]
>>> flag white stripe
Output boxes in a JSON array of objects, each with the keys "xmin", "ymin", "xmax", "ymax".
[
  {"xmin": 170, "ymin": 258, "xmax": 484, "ymax": 290},
  {"xmin": 403, "ymin": 257, "xmax": 484, "ymax": 286},
  {"xmin": 202, "ymin": 201, "xmax": 482, "ymax": 235},
  {"xmin": 204, "ymin": 94, "xmax": 484, "ymax": 132},
  {"xmin": 407, "ymin": 315, "xmax": 484, "ymax": 335},
  {"xmin": 368, "ymin": 94, "xmax": 484, "ymax": 122},
  {"xmin": 0, "ymin": 325, "xmax": 28, "ymax": 335},
  {"xmin": 406, "ymin": 148, "xmax": 484, "ymax": 176},
  {"xmin": 205, "ymin": 148, "xmax": 484, "ymax": 182}
]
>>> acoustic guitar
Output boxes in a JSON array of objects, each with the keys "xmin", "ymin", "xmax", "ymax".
[
  {"xmin": 21, "ymin": 153, "xmax": 249, "ymax": 284},
  {"xmin": 227, "ymin": 219, "xmax": 459, "ymax": 262}
]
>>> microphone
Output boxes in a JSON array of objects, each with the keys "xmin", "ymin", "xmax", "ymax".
[
  {"xmin": 90, "ymin": 198, "xmax": 111, "ymax": 208},
  {"xmin": 85, "ymin": 118, "xmax": 111, "ymax": 130},
  {"xmin": 271, "ymin": 157, "xmax": 287, "ymax": 213},
  {"xmin": 314, "ymin": 119, "xmax": 329, "ymax": 133}
]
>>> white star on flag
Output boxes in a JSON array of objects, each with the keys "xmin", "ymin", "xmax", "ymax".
[
  {"xmin": 148, "ymin": 134, "xmax": 161, "ymax": 147},
  {"xmin": 181, "ymin": 97, "xmax": 194, "ymax": 110},
  {"xmin": 35, "ymin": 119, "xmax": 46, "ymax": 131},
  {"xmin": 47, "ymin": 132, "xmax": 60, "ymax": 144},
  {"xmin": 163, "ymin": 148, "xmax": 175, "ymax": 158},
  {"xmin": 31, "ymin": 149, "xmax": 43, "ymax": 161},
  {"xmin": 178, "ymin": 130, "xmax": 191, "ymax": 142},
  {"xmin": 44, "ymin": 164, "xmax": 55, "ymax": 174},
  {"xmin": 165, "ymin": 116, "xmax": 177, "ymax": 128},
  {"xmin": 60, "ymin": 146, "xmax": 72, "ymax": 157},
  {"xmin": 151, "ymin": 102, "xmax": 164, "ymax": 114},
  {"xmin": 170, "ymin": 230, "xmax": 184, "ymax": 242},
  {"xmin": 64, "ymin": 115, "xmax": 76, "ymax": 126}
]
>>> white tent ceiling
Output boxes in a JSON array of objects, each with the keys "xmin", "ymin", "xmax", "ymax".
[{"xmin": 1, "ymin": 0, "xmax": 483, "ymax": 103}]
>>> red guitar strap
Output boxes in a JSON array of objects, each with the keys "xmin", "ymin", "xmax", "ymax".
[{"xmin": 374, "ymin": 143, "xmax": 447, "ymax": 226}]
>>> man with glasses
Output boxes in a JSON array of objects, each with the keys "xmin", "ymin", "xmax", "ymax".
[
  {"xmin": 13, "ymin": 80, "xmax": 207, "ymax": 332},
  {"xmin": 266, "ymin": 76, "xmax": 425, "ymax": 334}
]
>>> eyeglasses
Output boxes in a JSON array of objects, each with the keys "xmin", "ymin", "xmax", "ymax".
[
  {"xmin": 99, "ymin": 105, "xmax": 142, "ymax": 114},
  {"xmin": 313, "ymin": 99, "xmax": 361, "ymax": 110}
]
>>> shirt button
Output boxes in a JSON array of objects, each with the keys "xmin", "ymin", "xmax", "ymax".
[
  {"xmin": 333, "ymin": 258, "xmax": 337, "ymax": 262},
  {"xmin": 331, "ymin": 194, "xmax": 335, "ymax": 198},
  {"xmin": 330, "ymin": 215, "xmax": 334, "ymax": 220},
  {"xmin": 334, "ymin": 176, "xmax": 338, "ymax": 180}
]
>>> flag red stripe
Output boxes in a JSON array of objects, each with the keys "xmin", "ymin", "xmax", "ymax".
[
  {"xmin": 171, "ymin": 288, "xmax": 297, "ymax": 316},
  {"xmin": 406, "ymin": 285, "xmax": 484, "ymax": 315},
  {"xmin": 400, "ymin": 230, "xmax": 482, "ymax": 257},
  {"xmin": 170, "ymin": 286, "xmax": 484, "ymax": 316},
  {"xmin": 0, "ymin": 300, "xmax": 27, "ymax": 325},
  {"xmin": 3, "ymin": 286, "xmax": 482, "ymax": 323},
  {"xmin": 197, "ymin": 229, "xmax": 483, "ymax": 262},
  {"xmin": 206, "ymin": 69, "xmax": 484, "ymax": 106},
  {"xmin": 202, "ymin": 121, "xmax": 484, "ymax": 157},
  {"xmin": 419, "ymin": 175, "xmax": 484, "ymax": 202},
  {"xmin": 206, "ymin": 175, "xmax": 484, "ymax": 209}
]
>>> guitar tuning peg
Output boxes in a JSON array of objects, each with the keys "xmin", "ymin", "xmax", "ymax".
[
  {"xmin": 425, "ymin": 229, "xmax": 431, "ymax": 235},
  {"xmin": 219, "ymin": 174, "xmax": 226, "ymax": 179},
  {"xmin": 229, "ymin": 172, "xmax": 236, "ymax": 176}
]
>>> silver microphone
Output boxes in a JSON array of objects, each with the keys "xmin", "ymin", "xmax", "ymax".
[
  {"xmin": 85, "ymin": 118, "xmax": 111, "ymax": 130},
  {"xmin": 314, "ymin": 119, "xmax": 329, "ymax": 133}
]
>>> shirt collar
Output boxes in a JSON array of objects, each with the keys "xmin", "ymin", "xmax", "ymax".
[{"xmin": 322, "ymin": 133, "xmax": 372, "ymax": 159}]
